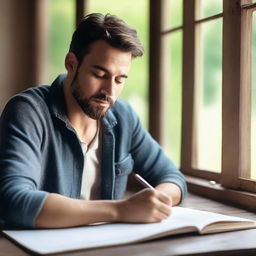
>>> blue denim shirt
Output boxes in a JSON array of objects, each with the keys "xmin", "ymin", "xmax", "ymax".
[{"xmin": 0, "ymin": 74, "xmax": 187, "ymax": 228}]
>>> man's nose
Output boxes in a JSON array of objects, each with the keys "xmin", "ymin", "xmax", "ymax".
[{"xmin": 102, "ymin": 78, "xmax": 115, "ymax": 96}]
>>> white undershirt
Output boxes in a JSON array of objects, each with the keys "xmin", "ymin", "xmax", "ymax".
[{"xmin": 80, "ymin": 127, "xmax": 101, "ymax": 200}]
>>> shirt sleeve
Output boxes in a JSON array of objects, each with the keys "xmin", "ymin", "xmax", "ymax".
[
  {"xmin": 128, "ymin": 104, "xmax": 187, "ymax": 201},
  {"xmin": 0, "ymin": 96, "xmax": 49, "ymax": 228}
]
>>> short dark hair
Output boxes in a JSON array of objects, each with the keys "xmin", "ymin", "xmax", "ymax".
[{"xmin": 69, "ymin": 13, "xmax": 144, "ymax": 63}]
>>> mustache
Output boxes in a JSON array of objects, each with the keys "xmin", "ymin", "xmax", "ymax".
[{"xmin": 91, "ymin": 93, "xmax": 114, "ymax": 104}]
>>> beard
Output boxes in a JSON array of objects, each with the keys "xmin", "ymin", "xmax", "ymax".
[{"xmin": 71, "ymin": 77, "xmax": 114, "ymax": 120}]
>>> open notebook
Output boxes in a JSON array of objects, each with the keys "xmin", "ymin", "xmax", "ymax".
[{"xmin": 2, "ymin": 207, "xmax": 256, "ymax": 255}]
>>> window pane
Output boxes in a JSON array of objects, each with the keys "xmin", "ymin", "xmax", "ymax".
[
  {"xmin": 194, "ymin": 19, "xmax": 222, "ymax": 172},
  {"xmin": 47, "ymin": 0, "xmax": 75, "ymax": 83},
  {"xmin": 162, "ymin": 31, "xmax": 183, "ymax": 167},
  {"xmin": 196, "ymin": 0, "xmax": 222, "ymax": 20},
  {"xmin": 163, "ymin": 0, "xmax": 183, "ymax": 30},
  {"xmin": 251, "ymin": 11, "xmax": 256, "ymax": 179},
  {"xmin": 87, "ymin": 0, "xmax": 149, "ymax": 127}
]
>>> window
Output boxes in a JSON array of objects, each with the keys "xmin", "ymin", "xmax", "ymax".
[
  {"xmin": 153, "ymin": 0, "xmax": 256, "ymax": 208},
  {"xmin": 180, "ymin": 0, "xmax": 224, "ymax": 181},
  {"xmin": 161, "ymin": 0, "xmax": 183, "ymax": 167},
  {"xmin": 238, "ymin": 0, "xmax": 256, "ymax": 189},
  {"xmin": 149, "ymin": 1, "xmax": 183, "ymax": 167},
  {"xmin": 193, "ymin": 3, "xmax": 223, "ymax": 172}
]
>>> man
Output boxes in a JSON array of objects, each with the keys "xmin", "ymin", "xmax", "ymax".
[{"xmin": 0, "ymin": 13, "xmax": 187, "ymax": 228}]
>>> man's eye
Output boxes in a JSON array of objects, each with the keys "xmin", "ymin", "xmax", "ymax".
[
  {"xmin": 116, "ymin": 78, "xmax": 125, "ymax": 84},
  {"xmin": 92, "ymin": 72, "xmax": 105, "ymax": 78}
]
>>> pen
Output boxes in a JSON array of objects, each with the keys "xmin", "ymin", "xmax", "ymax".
[{"xmin": 134, "ymin": 173, "xmax": 154, "ymax": 189}]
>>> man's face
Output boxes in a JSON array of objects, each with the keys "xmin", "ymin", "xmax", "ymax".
[{"xmin": 69, "ymin": 40, "xmax": 132, "ymax": 120}]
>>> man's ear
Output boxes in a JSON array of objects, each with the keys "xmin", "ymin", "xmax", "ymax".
[{"xmin": 65, "ymin": 52, "xmax": 78, "ymax": 74}]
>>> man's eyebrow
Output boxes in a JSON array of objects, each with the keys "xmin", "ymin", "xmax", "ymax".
[{"xmin": 92, "ymin": 65, "xmax": 128, "ymax": 78}]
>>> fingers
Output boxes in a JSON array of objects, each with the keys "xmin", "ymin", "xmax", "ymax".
[
  {"xmin": 155, "ymin": 190, "xmax": 172, "ymax": 218},
  {"xmin": 145, "ymin": 188, "xmax": 172, "ymax": 206},
  {"xmin": 156, "ymin": 189, "xmax": 172, "ymax": 205},
  {"xmin": 157, "ymin": 201, "xmax": 172, "ymax": 217},
  {"xmin": 145, "ymin": 202, "xmax": 172, "ymax": 222},
  {"xmin": 147, "ymin": 211, "xmax": 169, "ymax": 223},
  {"xmin": 142, "ymin": 188, "xmax": 172, "ymax": 220},
  {"xmin": 118, "ymin": 188, "xmax": 173, "ymax": 223}
]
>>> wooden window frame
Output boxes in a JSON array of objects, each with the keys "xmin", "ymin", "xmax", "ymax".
[
  {"xmin": 149, "ymin": 0, "xmax": 256, "ymax": 210},
  {"xmin": 76, "ymin": 0, "xmax": 86, "ymax": 27},
  {"xmin": 239, "ymin": 1, "xmax": 256, "ymax": 192}
]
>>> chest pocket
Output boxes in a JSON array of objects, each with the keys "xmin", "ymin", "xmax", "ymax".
[{"xmin": 114, "ymin": 154, "xmax": 134, "ymax": 199}]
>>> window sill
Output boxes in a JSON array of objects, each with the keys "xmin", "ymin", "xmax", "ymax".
[{"xmin": 185, "ymin": 175, "xmax": 256, "ymax": 212}]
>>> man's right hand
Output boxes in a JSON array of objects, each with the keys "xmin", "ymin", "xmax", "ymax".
[{"xmin": 116, "ymin": 188, "xmax": 172, "ymax": 223}]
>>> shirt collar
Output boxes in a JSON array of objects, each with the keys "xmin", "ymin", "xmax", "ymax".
[{"xmin": 49, "ymin": 74, "xmax": 69, "ymax": 125}]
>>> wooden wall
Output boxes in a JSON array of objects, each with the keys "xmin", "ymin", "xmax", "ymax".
[{"xmin": 0, "ymin": 0, "xmax": 48, "ymax": 112}]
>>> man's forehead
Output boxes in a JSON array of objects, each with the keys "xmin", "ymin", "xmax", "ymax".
[{"xmin": 80, "ymin": 42, "xmax": 132, "ymax": 73}]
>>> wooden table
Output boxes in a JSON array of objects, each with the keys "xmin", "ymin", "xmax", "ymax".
[{"xmin": 1, "ymin": 193, "xmax": 256, "ymax": 256}]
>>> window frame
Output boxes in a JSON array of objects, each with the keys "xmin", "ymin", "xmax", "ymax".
[
  {"xmin": 149, "ymin": 0, "xmax": 256, "ymax": 208},
  {"xmin": 239, "ymin": 1, "xmax": 256, "ymax": 192}
]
